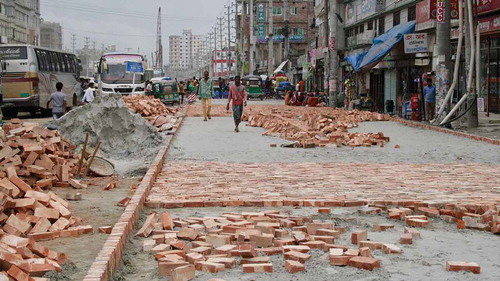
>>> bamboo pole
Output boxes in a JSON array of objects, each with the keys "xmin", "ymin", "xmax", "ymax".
[{"xmin": 84, "ymin": 141, "xmax": 101, "ymax": 176}]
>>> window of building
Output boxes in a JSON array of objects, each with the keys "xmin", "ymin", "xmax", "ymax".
[
  {"xmin": 292, "ymin": 28, "xmax": 304, "ymax": 36},
  {"xmin": 378, "ymin": 17, "xmax": 385, "ymax": 35},
  {"xmin": 273, "ymin": 27, "xmax": 282, "ymax": 36},
  {"xmin": 359, "ymin": 24, "xmax": 364, "ymax": 33},
  {"xmin": 393, "ymin": 11, "xmax": 400, "ymax": 26},
  {"xmin": 273, "ymin": 7, "xmax": 282, "ymax": 15},
  {"xmin": 367, "ymin": 21, "xmax": 373, "ymax": 30},
  {"xmin": 291, "ymin": 7, "xmax": 298, "ymax": 15},
  {"xmin": 408, "ymin": 5, "xmax": 416, "ymax": 21}
]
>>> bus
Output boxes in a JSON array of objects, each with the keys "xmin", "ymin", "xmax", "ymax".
[
  {"xmin": 0, "ymin": 44, "xmax": 80, "ymax": 118},
  {"xmin": 97, "ymin": 53, "xmax": 145, "ymax": 95}
]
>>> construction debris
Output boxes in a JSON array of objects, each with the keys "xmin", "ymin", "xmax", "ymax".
[
  {"xmin": 123, "ymin": 95, "xmax": 180, "ymax": 132},
  {"xmin": 0, "ymin": 119, "xmax": 94, "ymax": 279},
  {"xmin": 243, "ymin": 107, "xmax": 390, "ymax": 148}
]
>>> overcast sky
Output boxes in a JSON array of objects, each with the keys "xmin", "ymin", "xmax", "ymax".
[{"xmin": 40, "ymin": 0, "xmax": 231, "ymax": 62}]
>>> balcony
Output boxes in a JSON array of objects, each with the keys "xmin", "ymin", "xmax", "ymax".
[{"xmin": 347, "ymin": 30, "xmax": 375, "ymax": 48}]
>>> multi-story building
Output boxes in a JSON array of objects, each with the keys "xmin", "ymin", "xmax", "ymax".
[
  {"xmin": 40, "ymin": 19, "xmax": 62, "ymax": 50},
  {"xmin": 256, "ymin": 0, "xmax": 314, "ymax": 81},
  {"xmin": 169, "ymin": 29, "xmax": 205, "ymax": 79},
  {"xmin": 0, "ymin": 0, "xmax": 40, "ymax": 45}
]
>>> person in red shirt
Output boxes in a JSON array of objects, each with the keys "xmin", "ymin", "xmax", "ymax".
[{"xmin": 226, "ymin": 75, "xmax": 248, "ymax": 132}]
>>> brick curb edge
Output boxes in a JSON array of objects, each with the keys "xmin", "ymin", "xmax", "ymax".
[
  {"xmin": 392, "ymin": 118, "xmax": 500, "ymax": 146},
  {"xmin": 82, "ymin": 114, "xmax": 186, "ymax": 281}
]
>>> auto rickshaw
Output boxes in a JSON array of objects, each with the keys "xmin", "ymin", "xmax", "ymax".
[
  {"xmin": 149, "ymin": 80, "xmax": 180, "ymax": 105},
  {"xmin": 242, "ymin": 75, "xmax": 264, "ymax": 100}
]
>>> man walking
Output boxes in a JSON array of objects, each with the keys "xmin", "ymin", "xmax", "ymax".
[
  {"xmin": 46, "ymin": 82, "xmax": 67, "ymax": 120},
  {"xmin": 424, "ymin": 78, "xmax": 436, "ymax": 121},
  {"xmin": 226, "ymin": 75, "xmax": 247, "ymax": 132},
  {"xmin": 82, "ymin": 82, "xmax": 95, "ymax": 104},
  {"xmin": 197, "ymin": 70, "xmax": 214, "ymax": 121}
]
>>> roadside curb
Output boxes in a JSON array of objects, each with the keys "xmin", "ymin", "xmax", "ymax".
[
  {"xmin": 392, "ymin": 118, "xmax": 500, "ymax": 146},
  {"xmin": 82, "ymin": 114, "xmax": 186, "ymax": 281}
]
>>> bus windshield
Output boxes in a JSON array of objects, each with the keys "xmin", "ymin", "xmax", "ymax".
[
  {"xmin": 101, "ymin": 64, "xmax": 143, "ymax": 84},
  {"xmin": 101, "ymin": 54, "xmax": 144, "ymax": 84}
]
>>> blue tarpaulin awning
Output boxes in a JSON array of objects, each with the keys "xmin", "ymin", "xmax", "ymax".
[{"xmin": 346, "ymin": 21, "xmax": 416, "ymax": 72}]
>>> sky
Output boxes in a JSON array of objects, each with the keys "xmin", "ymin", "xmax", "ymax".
[{"xmin": 40, "ymin": 0, "xmax": 231, "ymax": 63}]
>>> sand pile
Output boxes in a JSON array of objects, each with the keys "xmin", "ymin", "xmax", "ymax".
[{"xmin": 55, "ymin": 94, "xmax": 165, "ymax": 175}]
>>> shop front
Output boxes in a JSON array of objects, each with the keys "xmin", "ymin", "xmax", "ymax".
[{"xmin": 478, "ymin": 14, "xmax": 500, "ymax": 114}]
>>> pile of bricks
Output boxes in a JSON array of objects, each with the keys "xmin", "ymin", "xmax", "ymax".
[
  {"xmin": 0, "ymin": 119, "xmax": 94, "ymax": 279},
  {"xmin": 135, "ymin": 209, "xmax": 411, "ymax": 280},
  {"xmin": 243, "ymin": 106, "xmax": 390, "ymax": 148},
  {"xmin": 123, "ymin": 96, "xmax": 180, "ymax": 131}
]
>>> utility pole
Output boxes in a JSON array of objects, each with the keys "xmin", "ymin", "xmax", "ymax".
[
  {"xmin": 226, "ymin": 5, "xmax": 232, "ymax": 76},
  {"xmin": 464, "ymin": 0, "xmax": 479, "ymax": 127},
  {"xmin": 71, "ymin": 33, "xmax": 76, "ymax": 53},
  {"xmin": 213, "ymin": 27, "xmax": 218, "ymax": 77},
  {"xmin": 218, "ymin": 17, "xmax": 225, "ymax": 77},
  {"xmin": 283, "ymin": 0, "xmax": 290, "ymax": 80},
  {"xmin": 434, "ymin": 0, "xmax": 451, "ymax": 122},
  {"xmin": 84, "ymin": 37, "xmax": 91, "ymax": 76},
  {"xmin": 267, "ymin": 0, "xmax": 274, "ymax": 76},
  {"xmin": 328, "ymin": 0, "xmax": 339, "ymax": 107},
  {"xmin": 248, "ymin": 0, "xmax": 255, "ymax": 75}
]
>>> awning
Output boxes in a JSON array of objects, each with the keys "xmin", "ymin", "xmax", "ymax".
[
  {"xmin": 273, "ymin": 60, "xmax": 289, "ymax": 74},
  {"xmin": 346, "ymin": 21, "xmax": 416, "ymax": 72}
]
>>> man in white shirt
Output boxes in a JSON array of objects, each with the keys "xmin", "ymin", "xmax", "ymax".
[
  {"xmin": 82, "ymin": 82, "xmax": 95, "ymax": 104},
  {"xmin": 47, "ymin": 82, "xmax": 67, "ymax": 120}
]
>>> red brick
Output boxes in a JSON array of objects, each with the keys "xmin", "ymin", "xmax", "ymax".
[
  {"xmin": 242, "ymin": 263, "xmax": 273, "ymax": 273},
  {"xmin": 136, "ymin": 212, "xmax": 159, "ymax": 237},
  {"xmin": 400, "ymin": 233, "xmax": 413, "ymax": 245},
  {"xmin": 198, "ymin": 262, "xmax": 225, "ymax": 273},
  {"xmin": 307, "ymin": 222, "xmax": 333, "ymax": 235},
  {"xmin": 257, "ymin": 247, "xmax": 282, "ymax": 256},
  {"xmin": 177, "ymin": 227, "xmax": 200, "ymax": 241},
  {"xmin": 285, "ymin": 260, "xmax": 305, "ymax": 273},
  {"xmin": 382, "ymin": 243, "xmax": 402, "ymax": 254},
  {"xmin": 240, "ymin": 257, "xmax": 270, "ymax": 264},
  {"xmin": 348, "ymin": 256, "xmax": 381, "ymax": 271},
  {"xmin": 284, "ymin": 250, "xmax": 311, "ymax": 263},
  {"xmin": 446, "ymin": 261, "xmax": 480, "ymax": 274},
  {"xmin": 351, "ymin": 230, "xmax": 367, "ymax": 245},
  {"xmin": 7, "ymin": 265, "xmax": 30, "ymax": 281},
  {"xmin": 170, "ymin": 264, "xmax": 195, "ymax": 281},
  {"xmin": 329, "ymin": 255, "xmax": 352, "ymax": 266},
  {"xmin": 318, "ymin": 208, "xmax": 331, "ymax": 214},
  {"xmin": 161, "ymin": 212, "xmax": 173, "ymax": 230},
  {"xmin": 158, "ymin": 261, "xmax": 189, "ymax": 277},
  {"xmin": 316, "ymin": 228, "xmax": 340, "ymax": 238},
  {"xmin": 359, "ymin": 247, "xmax": 372, "ymax": 257},
  {"xmin": 282, "ymin": 245, "xmax": 310, "ymax": 253},
  {"xmin": 407, "ymin": 218, "xmax": 430, "ymax": 228},
  {"xmin": 358, "ymin": 241, "xmax": 383, "ymax": 250},
  {"xmin": 206, "ymin": 257, "xmax": 236, "ymax": 268},
  {"xmin": 404, "ymin": 227, "xmax": 421, "ymax": 239}
]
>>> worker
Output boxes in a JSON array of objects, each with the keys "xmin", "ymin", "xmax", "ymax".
[
  {"xmin": 178, "ymin": 81, "xmax": 186, "ymax": 104},
  {"xmin": 197, "ymin": 70, "xmax": 214, "ymax": 121},
  {"xmin": 227, "ymin": 75, "xmax": 247, "ymax": 132},
  {"xmin": 82, "ymin": 82, "xmax": 95, "ymax": 104}
]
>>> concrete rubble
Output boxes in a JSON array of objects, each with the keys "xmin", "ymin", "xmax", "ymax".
[{"xmin": 0, "ymin": 119, "xmax": 95, "ymax": 279}]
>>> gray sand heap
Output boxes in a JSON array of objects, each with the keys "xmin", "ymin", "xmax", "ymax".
[{"xmin": 55, "ymin": 94, "xmax": 165, "ymax": 176}]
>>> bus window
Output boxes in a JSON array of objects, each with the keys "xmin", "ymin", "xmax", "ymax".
[
  {"xmin": 70, "ymin": 55, "xmax": 77, "ymax": 73},
  {"xmin": 35, "ymin": 49, "xmax": 43, "ymax": 71},
  {"xmin": 50, "ymin": 52, "xmax": 58, "ymax": 72},
  {"xmin": 63, "ymin": 54, "xmax": 70, "ymax": 72},
  {"xmin": 57, "ymin": 53, "xmax": 65, "ymax": 72},
  {"xmin": 40, "ymin": 50, "xmax": 48, "ymax": 71}
]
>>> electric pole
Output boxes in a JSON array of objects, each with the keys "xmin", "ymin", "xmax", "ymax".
[
  {"xmin": 213, "ymin": 27, "xmax": 218, "ymax": 77},
  {"xmin": 464, "ymin": 0, "xmax": 479, "ymax": 127},
  {"xmin": 434, "ymin": 0, "xmax": 451, "ymax": 121},
  {"xmin": 226, "ymin": 5, "xmax": 232, "ymax": 76},
  {"xmin": 71, "ymin": 33, "xmax": 76, "ymax": 53},
  {"xmin": 218, "ymin": 17, "xmax": 225, "ymax": 77},
  {"xmin": 283, "ymin": 0, "xmax": 290, "ymax": 80},
  {"xmin": 328, "ymin": 0, "xmax": 339, "ymax": 107},
  {"xmin": 267, "ymin": 0, "xmax": 274, "ymax": 76},
  {"xmin": 249, "ymin": 0, "xmax": 255, "ymax": 75}
]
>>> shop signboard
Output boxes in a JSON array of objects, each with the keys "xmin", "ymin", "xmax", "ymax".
[
  {"xmin": 436, "ymin": 0, "xmax": 445, "ymax": 24},
  {"xmin": 345, "ymin": 2, "xmax": 356, "ymax": 25},
  {"xmin": 477, "ymin": 0, "xmax": 500, "ymax": 15},
  {"xmin": 404, "ymin": 33, "xmax": 429, "ymax": 54},
  {"xmin": 478, "ymin": 15, "xmax": 500, "ymax": 34},
  {"xmin": 430, "ymin": 0, "xmax": 459, "ymax": 20},
  {"xmin": 258, "ymin": 4, "xmax": 265, "ymax": 23},
  {"xmin": 359, "ymin": 0, "xmax": 384, "ymax": 20}
]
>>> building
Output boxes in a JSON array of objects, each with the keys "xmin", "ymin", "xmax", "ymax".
[
  {"xmin": 40, "ymin": 19, "xmax": 62, "ymax": 50},
  {"xmin": 236, "ymin": 0, "xmax": 314, "ymax": 81},
  {"xmin": 169, "ymin": 29, "xmax": 206, "ymax": 79},
  {"xmin": 0, "ymin": 0, "xmax": 40, "ymax": 45}
]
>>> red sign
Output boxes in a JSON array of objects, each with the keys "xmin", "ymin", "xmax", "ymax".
[
  {"xmin": 429, "ymin": 0, "xmax": 460, "ymax": 20},
  {"xmin": 329, "ymin": 37, "xmax": 335, "ymax": 52},
  {"xmin": 477, "ymin": 0, "xmax": 500, "ymax": 15},
  {"xmin": 436, "ymin": 0, "xmax": 445, "ymax": 23},
  {"xmin": 478, "ymin": 15, "xmax": 500, "ymax": 34}
]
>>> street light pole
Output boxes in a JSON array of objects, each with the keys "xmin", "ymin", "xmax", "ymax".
[
  {"xmin": 249, "ymin": 0, "xmax": 255, "ymax": 75},
  {"xmin": 328, "ymin": 0, "xmax": 339, "ymax": 107}
]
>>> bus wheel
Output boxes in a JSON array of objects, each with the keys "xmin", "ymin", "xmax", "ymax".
[
  {"xmin": 2, "ymin": 108, "xmax": 18, "ymax": 119},
  {"xmin": 29, "ymin": 109, "xmax": 38, "ymax": 116}
]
